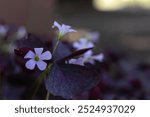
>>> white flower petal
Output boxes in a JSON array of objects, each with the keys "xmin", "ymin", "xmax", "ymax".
[
  {"xmin": 88, "ymin": 59, "xmax": 95, "ymax": 64},
  {"xmin": 0, "ymin": 25, "xmax": 8, "ymax": 37},
  {"xmin": 80, "ymin": 38, "xmax": 88, "ymax": 44},
  {"xmin": 61, "ymin": 24, "xmax": 70, "ymax": 35},
  {"xmin": 73, "ymin": 42, "xmax": 81, "ymax": 49},
  {"xmin": 83, "ymin": 50, "xmax": 93, "ymax": 58},
  {"xmin": 87, "ymin": 42, "xmax": 94, "ymax": 48},
  {"xmin": 34, "ymin": 48, "xmax": 43, "ymax": 56},
  {"xmin": 73, "ymin": 38, "xmax": 94, "ymax": 50},
  {"xmin": 24, "ymin": 50, "xmax": 35, "ymax": 59},
  {"xmin": 69, "ymin": 58, "xmax": 84, "ymax": 66},
  {"xmin": 69, "ymin": 29, "xmax": 76, "ymax": 32},
  {"xmin": 92, "ymin": 53, "xmax": 104, "ymax": 62},
  {"xmin": 88, "ymin": 32, "xmax": 100, "ymax": 42},
  {"xmin": 36, "ymin": 61, "xmax": 47, "ymax": 71},
  {"xmin": 40, "ymin": 51, "xmax": 52, "ymax": 60},
  {"xmin": 52, "ymin": 21, "xmax": 61, "ymax": 30},
  {"xmin": 25, "ymin": 59, "xmax": 36, "ymax": 70},
  {"xmin": 69, "ymin": 59, "xmax": 77, "ymax": 64},
  {"xmin": 16, "ymin": 26, "xmax": 27, "ymax": 38}
]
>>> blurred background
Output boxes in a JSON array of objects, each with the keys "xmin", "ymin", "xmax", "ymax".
[
  {"xmin": 0, "ymin": 0, "xmax": 150, "ymax": 62},
  {"xmin": 0, "ymin": 0, "xmax": 150, "ymax": 99}
]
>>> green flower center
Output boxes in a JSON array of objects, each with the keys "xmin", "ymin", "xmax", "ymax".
[{"xmin": 34, "ymin": 56, "xmax": 40, "ymax": 61}]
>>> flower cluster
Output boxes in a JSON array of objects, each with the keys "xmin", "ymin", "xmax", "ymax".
[
  {"xmin": 14, "ymin": 21, "xmax": 104, "ymax": 100},
  {"xmin": 69, "ymin": 37, "xmax": 104, "ymax": 66},
  {"xmin": 24, "ymin": 21, "xmax": 104, "ymax": 71}
]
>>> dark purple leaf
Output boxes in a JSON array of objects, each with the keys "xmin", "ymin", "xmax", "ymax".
[
  {"xmin": 14, "ymin": 33, "xmax": 46, "ymax": 48},
  {"xmin": 14, "ymin": 48, "xmax": 33, "ymax": 57},
  {"xmin": 56, "ymin": 48, "xmax": 93, "ymax": 63},
  {"xmin": 53, "ymin": 41, "xmax": 71, "ymax": 60},
  {"xmin": 45, "ymin": 64, "xmax": 100, "ymax": 99}
]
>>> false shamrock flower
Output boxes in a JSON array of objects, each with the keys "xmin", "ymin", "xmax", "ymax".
[
  {"xmin": 73, "ymin": 38, "xmax": 94, "ymax": 50},
  {"xmin": 52, "ymin": 21, "xmax": 76, "ymax": 40},
  {"xmin": 68, "ymin": 51, "xmax": 104, "ymax": 66},
  {"xmin": 83, "ymin": 50, "xmax": 104, "ymax": 64},
  {"xmin": 0, "ymin": 25, "xmax": 9, "ymax": 37},
  {"xmin": 86, "ymin": 32, "xmax": 100, "ymax": 42},
  {"xmin": 16, "ymin": 26, "xmax": 27, "ymax": 39},
  {"xmin": 24, "ymin": 48, "xmax": 52, "ymax": 71}
]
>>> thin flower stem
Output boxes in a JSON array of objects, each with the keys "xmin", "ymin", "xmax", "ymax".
[
  {"xmin": 28, "ymin": 63, "xmax": 53, "ymax": 99},
  {"xmin": 27, "ymin": 71, "xmax": 45, "ymax": 99},
  {"xmin": 52, "ymin": 40, "xmax": 60, "ymax": 55},
  {"xmin": 45, "ymin": 91, "xmax": 50, "ymax": 100}
]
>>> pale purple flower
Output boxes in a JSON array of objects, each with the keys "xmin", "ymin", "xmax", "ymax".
[
  {"xmin": 52, "ymin": 21, "xmax": 76, "ymax": 39},
  {"xmin": 67, "ymin": 51, "xmax": 104, "ymax": 66},
  {"xmin": 24, "ymin": 48, "xmax": 52, "ymax": 71},
  {"xmin": 83, "ymin": 50, "xmax": 104, "ymax": 64},
  {"xmin": 16, "ymin": 26, "xmax": 27, "ymax": 39},
  {"xmin": 0, "ymin": 25, "xmax": 9, "ymax": 37},
  {"xmin": 73, "ymin": 38, "xmax": 94, "ymax": 50},
  {"xmin": 87, "ymin": 32, "xmax": 100, "ymax": 42},
  {"xmin": 68, "ymin": 58, "xmax": 84, "ymax": 66}
]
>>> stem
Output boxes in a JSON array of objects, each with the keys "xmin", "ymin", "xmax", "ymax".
[
  {"xmin": 52, "ymin": 40, "xmax": 60, "ymax": 55},
  {"xmin": 45, "ymin": 91, "xmax": 50, "ymax": 100},
  {"xmin": 26, "ymin": 71, "xmax": 45, "ymax": 99}
]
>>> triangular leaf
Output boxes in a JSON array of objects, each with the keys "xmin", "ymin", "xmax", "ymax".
[{"xmin": 45, "ymin": 63, "xmax": 100, "ymax": 99}]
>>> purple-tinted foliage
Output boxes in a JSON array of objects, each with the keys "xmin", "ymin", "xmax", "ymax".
[
  {"xmin": 14, "ymin": 33, "xmax": 52, "ymax": 50},
  {"xmin": 85, "ymin": 50, "xmax": 150, "ymax": 100},
  {"xmin": 45, "ymin": 64, "xmax": 100, "ymax": 99}
]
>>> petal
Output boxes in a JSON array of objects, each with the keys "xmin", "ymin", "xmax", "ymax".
[
  {"xmin": 24, "ymin": 50, "xmax": 35, "ymax": 59},
  {"xmin": 52, "ymin": 21, "xmax": 61, "ymax": 31},
  {"xmin": 62, "ymin": 24, "xmax": 71, "ymax": 29},
  {"xmin": 34, "ymin": 48, "xmax": 43, "ymax": 56},
  {"xmin": 89, "ymin": 32, "xmax": 100, "ymax": 42},
  {"xmin": 87, "ymin": 42, "xmax": 94, "ymax": 48},
  {"xmin": 73, "ymin": 42, "xmax": 81, "ymax": 49},
  {"xmin": 0, "ymin": 25, "xmax": 8, "ymax": 36},
  {"xmin": 69, "ymin": 29, "xmax": 76, "ymax": 32},
  {"xmin": 88, "ymin": 59, "xmax": 95, "ymax": 64},
  {"xmin": 83, "ymin": 50, "xmax": 93, "ymax": 58},
  {"xmin": 92, "ymin": 53, "xmax": 104, "ymax": 62},
  {"xmin": 76, "ymin": 58, "xmax": 85, "ymax": 66},
  {"xmin": 69, "ymin": 59, "xmax": 77, "ymax": 64},
  {"xmin": 61, "ymin": 24, "xmax": 76, "ymax": 35},
  {"xmin": 16, "ymin": 26, "xmax": 27, "ymax": 38},
  {"xmin": 36, "ymin": 61, "xmax": 47, "ymax": 71},
  {"xmin": 80, "ymin": 38, "xmax": 88, "ymax": 44},
  {"xmin": 69, "ymin": 58, "xmax": 84, "ymax": 66},
  {"xmin": 25, "ymin": 59, "xmax": 36, "ymax": 70},
  {"xmin": 60, "ymin": 24, "xmax": 69, "ymax": 35},
  {"xmin": 40, "ymin": 51, "xmax": 52, "ymax": 60}
]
